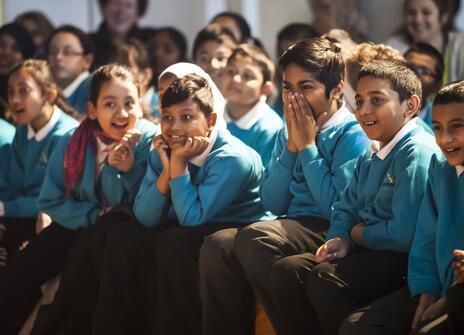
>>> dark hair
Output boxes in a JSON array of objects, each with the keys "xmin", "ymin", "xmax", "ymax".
[
  {"xmin": 358, "ymin": 60, "xmax": 422, "ymax": 103},
  {"xmin": 112, "ymin": 38, "xmax": 150, "ymax": 70},
  {"xmin": 14, "ymin": 11, "xmax": 54, "ymax": 43},
  {"xmin": 346, "ymin": 42, "xmax": 405, "ymax": 91},
  {"xmin": 48, "ymin": 25, "xmax": 95, "ymax": 57},
  {"xmin": 192, "ymin": 23, "xmax": 237, "ymax": 60},
  {"xmin": 0, "ymin": 23, "xmax": 35, "ymax": 59},
  {"xmin": 161, "ymin": 74, "xmax": 214, "ymax": 116},
  {"xmin": 228, "ymin": 43, "xmax": 275, "ymax": 83},
  {"xmin": 279, "ymin": 37, "xmax": 344, "ymax": 97},
  {"xmin": 149, "ymin": 27, "xmax": 188, "ymax": 62},
  {"xmin": 211, "ymin": 11, "xmax": 251, "ymax": 42},
  {"xmin": 89, "ymin": 64, "xmax": 136, "ymax": 105},
  {"xmin": 433, "ymin": 80, "xmax": 464, "ymax": 106},
  {"xmin": 404, "ymin": 42, "xmax": 444, "ymax": 82},
  {"xmin": 277, "ymin": 23, "xmax": 319, "ymax": 43},
  {"xmin": 9, "ymin": 59, "xmax": 78, "ymax": 118},
  {"xmin": 98, "ymin": 0, "xmax": 148, "ymax": 17}
]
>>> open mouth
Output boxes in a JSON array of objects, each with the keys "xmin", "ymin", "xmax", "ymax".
[
  {"xmin": 362, "ymin": 121, "xmax": 377, "ymax": 126},
  {"xmin": 111, "ymin": 121, "xmax": 129, "ymax": 130},
  {"xmin": 12, "ymin": 108, "xmax": 25, "ymax": 114},
  {"xmin": 443, "ymin": 147, "xmax": 461, "ymax": 155}
]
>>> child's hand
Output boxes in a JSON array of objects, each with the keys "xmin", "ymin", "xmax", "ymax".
[
  {"xmin": 36, "ymin": 212, "xmax": 52, "ymax": 234},
  {"xmin": 108, "ymin": 143, "xmax": 134, "ymax": 172},
  {"xmin": 316, "ymin": 237, "xmax": 350, "ymax": 263},
  {"xmin": 153, "ymin": 135, "xmax": 170, "ymax": 170},
  {"xmin": 283, "ymin": 95, "xmax": 298, "ymax": 153},
  {"xmin": 452, "ymin": 249, "xmax": 464, "ymax": 283},
  {"xmin": 121, "ymin": 128, "xmax": 141, "ymax": 149},
  {"xmin": 411, "ymin": 294, "xmax": 441, "ymax": 329},
  {"xmin": 350, "ymin": 223, "xmax": 364, "ymax": 246},
  {"xmin": 171, "ymin": 136, "xmax": 210, "ymax": 162}
]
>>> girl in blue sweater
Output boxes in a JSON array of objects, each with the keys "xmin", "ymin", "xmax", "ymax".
[
  {"xmin": 0, "ymin": 60, "xmax": 78, "ymax": 268},
  {"xmin": 0, "ymin": 64, "xmax": 157, "ymax": 335}
]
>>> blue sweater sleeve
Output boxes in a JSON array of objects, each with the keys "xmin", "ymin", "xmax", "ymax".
[
  {"xmin": 170, "ymin": 155, "xmax": 255, "ymax": 227},
  {"xmin": 259, "ymin": 128, "xmax": 297, "ymax": 215},
  {"xmin": 38, "ymin": 137, "xmax": 100, "ymax": 229},
  {"xmin": 299, "ymin": 126, "xmax": 368, "ymax": 219},
  {"xmin": 407, "ymin": 159, "xmax": 442, "ymax": 298},
  {"xmin": 133, "ymin": 151, "xmax": 169, "ymax": 228},
  {"xmin": 361, "ymin": 146, "xmax": 432, "ymax": 252}
]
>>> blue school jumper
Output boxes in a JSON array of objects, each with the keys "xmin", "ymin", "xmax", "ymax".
[
  {"xmin": 260, "ymin": 104, "xmax": 370, "ymax": 219},
  {"xmin": 408, "ymin": 154, "xmax": 464, "ymax": 298},
  {"xmin": 134, "ymin": 129, "xmax": 270, "ymax": 228},
  {"xmin": 39, "ymin": 118, "xmax": 158, "ymax": 229},
  {"xmin": 225, "ymin": 100, "xmax": 283, "ymax": 166},
  {"xmin": 327, "ymin": 123, "xmax": 440, "ymax": 252},
  {"xmin": 63, "ymin": 72, "xmax": 92, "ymax": 116},
  {"xmin": 1, "ymin": 109, "xmax": 78, "ymax": 218},
  {"xmin": 0, "ymin": 119, "xmax": 15, "ymax": 196}
]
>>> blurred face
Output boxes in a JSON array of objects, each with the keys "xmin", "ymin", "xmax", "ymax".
[
  {"xmin": 212, "ymin": 16, "xmax": 242, "ymax": 42},
  {"xmin": 103, "ymin": 0, "xmax": 138, "ymax": 36},
  {"xmin": 160, "ymin": 98, "xmax": 215, "ymax": 149},
  {"xmin": 0, "ymin": 34, "xmax": 24, "ymax": 75},
  {"xmin": 223, "ymin": 55, "xmax": 264, "ymax": 106},
  {"xmin": 355, "ymin": 76, "xmax": 412, "ymax": 143},
  {"xmin": 194, "ymin": 41, "xmax": 233, "ymax": 81},
  {"xmin": 21, "ymin": 19, "xmax": 44, "ymax": 49},
  {"xmin": 405, "ymin": 0, "xmax": 442, "ymax": 43},
  {"xmin": 148, "ymin": 32, "xmax": 182, "ymax": 74},
  {"xmin": 432, "ymin": 102, "xmax": 464, "ymax": 166},
  {"xmin": 282, "ymin": 62, "xmax": 338, "ymax": 119},
  {"xmin": 405, "ymin": 51, "xmax": 440, "ymax": 101},
  {"xmin": 88, "ymin": 78, "xmax": 141, "ymax": 140},
  {"xmin": 8, "ymin": 68, "xmax": 48, "ymax": 128},
  {"xmin": 48, "ymin": 32, "xmax": 93, "ymax": 88}
]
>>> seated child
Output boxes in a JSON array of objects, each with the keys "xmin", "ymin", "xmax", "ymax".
[
  {"xmin": 48, "ymin": 25, "xmax": 94, "ymax": 116},
  {"xmin": 91, "ymin": 71, "xmax": 269, "ymax": 335},
  {"xmin": 0, "ymin": 60, "xmax": 78, "ymax": 267},
  {"xmin": 199, "ymin": 37, "xmax": 370, "ymax": 335},
  {"xmin": 0, "ymin": 64, "xmax": 157, "ymax": 335},
  {"xmin": 300, "ymin": 60, "xmax": 440, "ymax": 335},
  {"xmin": 222, "ymin": 43, "xmax": 282, "ymax": 165},
  {"xmin": 339, "ymin": 80, "xmax": 464, "ymax": 335}
]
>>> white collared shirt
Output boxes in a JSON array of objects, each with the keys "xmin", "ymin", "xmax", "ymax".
[
  {"xmin": 456, "ymin": 165, "xmax": 464, "ymax": 177},
  {"xmin": 319, "ymin": 102, "xmax": 352, "ymax": 131},
  {"xmin": 189, "ymin": 127, "xmax": 218, "ymax": 167},
  {"xmin": 62, "ymin": 71, "xmax": 90, "ymax": 98},
  {"xmin": 371, "ymin": 118, "xmax": 418, "ymax": 160},
  {"xmin": 96, "ymin": 138, "xmax": 117, "ymax": 177},
  {"xmin": 27, "ymin": 107, "xmax": 62, "ymax": 142},
  {"xmin": 224, "ymin": 96, "xmax": 267, "ymax": 130}
]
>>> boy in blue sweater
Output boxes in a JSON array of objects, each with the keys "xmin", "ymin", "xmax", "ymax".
[
  {"xmin": 300, "ymin": 60, "xmax": 440, "ymax": 335},
  {"xmin": 339, "ymin": 80, "xmax": 464, "ymax": 335},
  {"xmin": 199, "ymin": 37, "xmax": 370, "ymax": 335},
  {"xmin": 222, "ymin": 43, "xmax": 282, "ymax": 165}
]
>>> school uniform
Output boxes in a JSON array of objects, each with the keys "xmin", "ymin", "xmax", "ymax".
[
  {"xmin": 62, "ymin": 71, "xmax": 91, "ymax": 116},
  {"xmin": 339, "ymin": 154, "xmax": 464, "ymax": 335},
  {"xmin": 0, "ymin": 108, "xmax": 78, "ymax": 267},
  {"xmin": 93, "ymin": 129, "xmax": 270, "ymax": 335},
  {"xmin": 302, "ymin": 120, "xmax": 440, "ymax": 335},
  {"xmin": 199, "ymin": 103, "xmax": 370, "ymax": 335},
  {"xmin": 0, "ymin": 118, "xmax": 158, "ymax": 335},
  {"xmin": 0, "ymin": 119, "xmax": 15, "ymax": 197},
  {"xmin": 224, "ymin": 99, "xmax": 283, "ymax": 166}
]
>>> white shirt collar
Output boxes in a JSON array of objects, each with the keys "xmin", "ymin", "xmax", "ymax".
[
  {"xmin": 456, "ymin": 165, "xmax": 464, "ymax": 177},
  {"xmin": 96, "ymin": 137, "xmax": 117, "ymax": 177},
  {"xmin": 320, "ymin": 102, "xmax": 353, "ymax": 131},
  {"xmin": 62, "ymin": 71, "xmax": 90, "ymax": 98},
  {"xmin": 189, "ymin": 127, "xmax": 218, "ymax": 167},
  {"xmin": 371, "ymin": 118, "xmax": 418, "ymax": 160},
  {"xmin": 224, "ymin": 96, "xmax": 267, "ymax": 130},
  {"xmin": 27, "ymin": 106, "xmax": 62, "ymax": 142}
]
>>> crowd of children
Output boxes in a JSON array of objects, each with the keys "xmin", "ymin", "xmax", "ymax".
[{"xmin": 0, "ymin": 0, "xmax": 463, "ymax": 335}]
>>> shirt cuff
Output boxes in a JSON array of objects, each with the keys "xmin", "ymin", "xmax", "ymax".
[
  {"xmin": 298, "ymin": 145, "xmax": 319, "ymax": 166},
  {"xmin": 170, "ymin": 173, "xmax": 191, "ymax": 195},
  {"xmin": 279, "ymin": 146, "xmax": 298, "ymax": 170}
]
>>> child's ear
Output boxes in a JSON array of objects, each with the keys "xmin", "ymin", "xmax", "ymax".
[
  {"xmin": 207, "ymin": 112, "xmax": 217, "ymax": 131},
  {"xmin": 260, "ymin": 81, "xmax": 274, "ymax": 97},
  {"xmin": 440, "ymin": 13, "xmax": 450, "ymax": 28},
  {"xmin": 330, "ymin": 81, "xmax": 345, "ymax": 101},
  {"xmin": 87, "ymin": 101, "xmax": 97, "ymax": 120},
  {"xmin": 83, "ymin": 54, "xmax": 94, "ymax": 71},
  {"xmin": 404, "ymin": 95, "xmax": 421, "ymax": 119},
  {"xmin": 46, "ymin": 89, "xmax": 58, "ymax": 105}
]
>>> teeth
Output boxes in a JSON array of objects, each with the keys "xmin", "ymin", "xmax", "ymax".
[
  {"xmin": 445, "ymin": 148, "xmax": 458, "ymax": 153},
  {"xmin": 364, "ymin": 121, "xmax": 376, "ymax": 125}
]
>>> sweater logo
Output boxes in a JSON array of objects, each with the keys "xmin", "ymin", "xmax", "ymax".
[{"xmin": 386, "ymin": 172, "xmax": 394, "ymax": 185}]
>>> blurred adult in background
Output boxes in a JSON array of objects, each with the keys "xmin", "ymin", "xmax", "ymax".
[
  {"xmin": 90, "ymin": 0, "xmax": 150, "ymax": 67},
  {"xmin": 15, "ymin": 11, "xmax": 54, "ymax": 60}
]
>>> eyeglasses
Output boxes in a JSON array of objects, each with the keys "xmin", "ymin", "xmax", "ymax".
[
  {"xmin": 49, "ymin": 47, "xmax": 84, "ymax": 58},
  {"xmin": 410, "ymin": 64, "xmax": 438, "ymax": 79}
]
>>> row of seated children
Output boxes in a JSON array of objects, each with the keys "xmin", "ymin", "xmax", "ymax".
[{"xmin": 0, "ymin": 35, "xmax": 463, "ymax": 335}]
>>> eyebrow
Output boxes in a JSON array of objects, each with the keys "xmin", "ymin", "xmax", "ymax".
[{"xmin": 282, "ymin": 79, "xmax": 317, "ymax": 85}]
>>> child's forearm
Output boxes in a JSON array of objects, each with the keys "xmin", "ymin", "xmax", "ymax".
[
  {"xmin": 170, "ymin": 157, "xmax": 189, "ymax": 179},
  {"xmin": 156, "ymin": 170, "xmax": 170, "ymax": 195}
]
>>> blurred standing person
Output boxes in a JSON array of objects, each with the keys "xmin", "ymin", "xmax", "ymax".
[{"xmin": 15, "ymin": 11, "xmax": 54, "ymax": 60}]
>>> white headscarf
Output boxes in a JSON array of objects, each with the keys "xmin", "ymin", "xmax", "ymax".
[{"xmin": 159, "ymin": 62, "xmax": 227, "ymax": 130}]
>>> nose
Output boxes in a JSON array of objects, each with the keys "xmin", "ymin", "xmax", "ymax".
[
  {"xmin": 441, "ymin": 128, "xmax": 454, "ymax": 144},
  {"xmin": 356, "ymin": 103, "xmax": 371, "ymax": 117}
]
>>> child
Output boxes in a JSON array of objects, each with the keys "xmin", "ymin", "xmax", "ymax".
[
  {"xmin": 14, "ymin": 11, "xmax": 54, "ymax": 60},
  {"xmin": 0, "ymin": 60, "xmax": 78, "ymax": 268},
  {"xmin": 199, "ymin": 37, "xmax": 370, "ymax": 335},
  {"xmin": 91, "ymin": 70, "xmax": 269, "ymax": 335},
  {"xmin": 0, "ymin": 64, "xmax": 158, "ymax": 335},
  {"xmin": 222, "ymin": 43, "xmax": 282, "ymax": 165},
  {"xmin": 338, "ymin": 80, "xmax": 464, "ymax": 335},
  {"xmin": 298, "ymin": 60, "xmax": 440, "ymax": 335},
  {"xmin": 210, "ymin": 11, "xmax": 251, "ymax": 43},
  {"xmin": 404, "ymin": 42, "xmax": 444, "ymax": 129},
  {"xmin": 192, "ymin": 23, "xmax": 237, "ymax": 92},
  {"xmin": 48, "ymin": 25, "xmax": 94, "ymax": 116}
]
